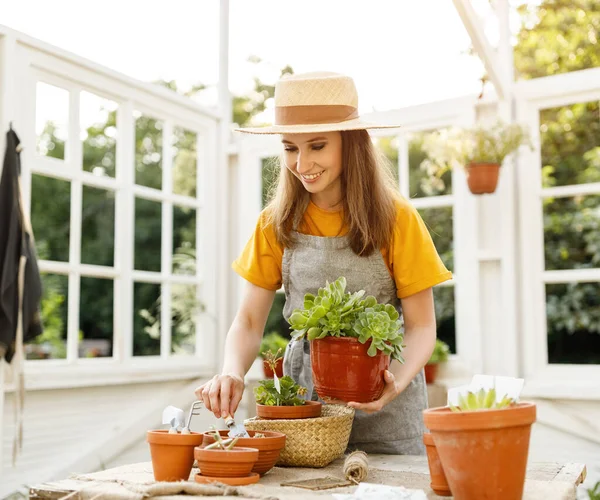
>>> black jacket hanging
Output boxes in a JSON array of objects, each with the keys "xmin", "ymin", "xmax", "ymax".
[{"xmin": 0, "ymin": 128, "xmax": 43, "ymax": 362}]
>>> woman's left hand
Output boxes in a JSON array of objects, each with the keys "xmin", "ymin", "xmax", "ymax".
[{"xmin": 346, "ymin": 370, "xmax": 404, "ymax": 414}]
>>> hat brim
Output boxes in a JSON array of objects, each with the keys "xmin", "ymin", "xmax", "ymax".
[{"xmin": 234, "ymin": 118, "xmax": 401, "ymax": 135}]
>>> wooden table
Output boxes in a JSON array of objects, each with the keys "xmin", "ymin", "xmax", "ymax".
[{"xmin": 30, "ymin": 455, "xmax": 586, "ymax": 500}]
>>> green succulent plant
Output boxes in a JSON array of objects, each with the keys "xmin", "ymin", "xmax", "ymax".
[
  {"xmin": 289, "ymin": 277, "xmax": 405, "ymax": 362},
  {"xmin": 428, "ymin": 339, "xmax": 450, "ymax": 364},
  {"xmin": 449, "ymin": 388, "xmax": 515, "ymax": 412},
  {"xmin": 254, "ymin": 375, "xmax": 308, "ymax": 406}
]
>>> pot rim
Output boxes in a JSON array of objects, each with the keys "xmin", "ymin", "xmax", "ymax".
[
  {"xmin": 467, "ymin": 162, "xmax": 501, "ymax": 168},
  {"xmin": 202, "ymin": 430, "xmax": 286, "ymax": 449},
  {"xmin": 147, "ymin": 429, "xmax": 204, "ymax": 445},
  {"xmin": 423, "ymin": 402, "xmax": 536, "ymax": 431},
  {"xmin": 422, "ymin": 432, "xmax": 435, "ymax": 446},
  {"xmin": 255, "ymin": 400, "xmax": 321, "ymax": 408},
  {"xmin": 195, "ymin": 446, "xmax": 259, "ymax": 459}
]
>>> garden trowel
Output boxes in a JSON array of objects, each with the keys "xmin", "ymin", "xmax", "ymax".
[{"xmin": 224, "ymin": 415, "xmax": 250, "ymax": 438}]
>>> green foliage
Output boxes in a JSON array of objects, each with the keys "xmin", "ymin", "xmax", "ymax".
[
  {"xmin": 254, "ymin": 376, "xmax": 308, "ymax": 406},
  {"xmin": 289, "ymin": 277, "xmax": 405, "ymax": 362},
  {"xmin": 449, "ymin": 388, "xmax": 515, "ymax": 412},
  {"xmin": 428, "ymin": 339, "xmax": 450, "ymax": 365},
  {"xmin": 259, "ymin": 332, "xmax": 289, "ymax": 358},
  {"xmin": 588, "ymin": 481, "xmax": 600, "ymax": 500}
]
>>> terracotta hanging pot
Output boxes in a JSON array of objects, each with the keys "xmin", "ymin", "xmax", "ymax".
[
  {"xmin": 263, "ymin": 357, "xmax": 284, "ymax": 378},
  {"xmin": 423, "ymin": 432, "xmax": 451, "ymax": 496},
  {"xmin": 256, "ymin": 400, "xmax": 322, "ymax": 419},
  {"xmin": 194, "ymin": 446, "xmax": 259, "ymax": 478},
  {"xmin": 202, "ymin": 430, "xmax": 286, "ymax": 475},
  {"xmin": 466, "ymin": 162, "xmax": 501, "ymax": 194},
  {"xmin": 311, "ymin": 337, "xmax": 389, "ymax": 403},
  {"xmin": 424, "ymin": 363, "xmax": 438, "ymax": 384},
  {"xmin": 423, "ymin": 402, "xmax": 536, "ymax": 500},
  {"xmin": 147, "ymin": 430, "xmax": 204, "ymax": 481}
]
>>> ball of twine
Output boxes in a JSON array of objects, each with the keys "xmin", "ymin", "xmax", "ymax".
[{"xmin": 343, "ymin": 450, "xmax": 369, "ymax": 484}]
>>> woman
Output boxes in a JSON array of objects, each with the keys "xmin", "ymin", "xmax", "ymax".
[{"xmin": 196, "ymin": 71, "xmax": 452, "ymax": 454}]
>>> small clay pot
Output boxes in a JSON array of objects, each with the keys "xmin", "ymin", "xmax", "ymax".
[
  {"xmin": 147, "ymin": 430, "xmax": 204, "ymax": 481},
  {"xmin": 424, "ymin": 363, "xmax": 439, "ymax": 384},
  {"xmin": 423, "ymin": 432, "xmax": 451, "ymax": 496},
  {"xmin": 256, "ymin": 400, "xmax": 322, "ymax": 419},
  {"xmin": 202, "ymin": 430, "xmax": 286, "ymax": 475},
  {"xmin": 311, "ymin": 337, "xmax": 390, "ymax": 402},
  {"xmin": 263, "ymin": 358, "xmax": 284, "ymax": 378},
  {"xmin": 466, "ymin": 162, "xmax": 501, "ymax": 194},
  {"xmin": 423, "ymin": 402, "xmax": 536, "ymax": 500},
  {"xmin": 194, "ymin": 446, "xmax": 259, "ymax": 478}
]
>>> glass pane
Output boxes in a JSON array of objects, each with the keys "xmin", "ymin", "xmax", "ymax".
[
  {"xmin": 81, "ymin": 186, "xmax": 115, "ymax": 267},
  {"xmin": 31, "ymin": 175, "xmax": 70, "ymax": 262},
  {"xmin": 540, "ymin": 101, "xmax": 599, "ymax": 188},
  {"xmin": 135, "ymin": 113, "xmax": 163, "ymax": 190},
  {"xmin": 261, "ymin": 156, "xmax": 279, "ymax": 209},
  {"xmin": 134, "ymin": 198, "xmax": 162, "ymax": 272},
  {"xmin": 36, "ymin": 82, "xmax": 68, "ymax": 160},
  {"xmin": 81, "ymin": 91, "xmax": 118, "ymax": 177},
  {"xmin": 172, "ymin": 127, "xmax": 197, "ymax": 197},
  {"xmin": 133, "ymin": 282, "xmax": 161, "ymax": 356},
  {"xmin": 433, "ymin": 285, "xmax": 456, "ymax": 354},
  {"xmin": 543, "ymin": 195, "xmax": 600, "ymax": 271},
  {"xmin": 79, "ymin": 277, "xmax": 113, "ymax": 358},
  {"xmin": 173, "ymin": 206, "xmax": 196, "ymax": 275},
  {"xmin": 546, "ymin": 282, "xmax": 600, "ymax": 364},
  {"xmin": 409, "ymin": 131, "xmax": 453, "ymax": 197},
  {"xmin": 372, "ymin": 136, "xmax": 399, "ymax": 184},
  {"xmin": 171, "ymin": 285, "xmax": 198, "ymax": 355},
  {"xmin": 25, "ymin": 273, "xmax": 67, "ymax": 360},
  {"xmin": 418, "ymin": 207, "xmax": 454, "ymax": 273}
]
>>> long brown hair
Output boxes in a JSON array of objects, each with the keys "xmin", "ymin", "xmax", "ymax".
[{"xmin": 264, "ymin": 129, "xmax": 399, "ymax": 256}]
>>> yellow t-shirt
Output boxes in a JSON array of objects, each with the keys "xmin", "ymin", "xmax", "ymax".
[{"xmin": 232, "ymin": 198, "xmax": 452, "ymax": 299}]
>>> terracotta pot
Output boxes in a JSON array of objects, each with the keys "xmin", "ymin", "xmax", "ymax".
[
  {"xmin": 311, "ymin": 337, "xmax": 389, "ymax": 403},
  {"xmin": 147, "ymin": 430, "xmax": 204, "ymax": 481},
  {"xmin": 263, "ymin": 358, "xmax": 284, "ymax": 378},
  {"xmin": 194, "ymin": 446, "xmax": 259, "ymax": 478},
  {"xmin": 466, "ymin": 162, "xmax": 501, "ymax": 194},
  {"xmin": 423, "ymin": 432, "xmax": 451, "ymax": 496},
  {"xmin": 424, "ymin": 363, "xmax": 439, "ymax": 384},
  {"xmin": 423, "ymin": 402, "xmax": 536, "ymax": 500},
  {"xmin": 202, "ymin": 430, "xmax": 286, "ymax": 475},
  {"xmin": 256, "ymin": 400, "xmax": 322, "ymax": 419}
]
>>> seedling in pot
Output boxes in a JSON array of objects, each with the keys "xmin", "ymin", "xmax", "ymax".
[
  {"xmin": 449, "ymin": 388, "xmax": 515, "ymax": 412},
  {"xmin": 203, "ymin": 428, "xmax": 240, "ymax": 450}
]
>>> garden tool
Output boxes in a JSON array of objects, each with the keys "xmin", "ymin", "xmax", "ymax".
[
  {"xmin": 181, "ymin": 401, "xmax": 203, "ymax": 434},
  {"xmin": 224, "ymin": 415, "xmax": 250, "ymax": 438}
]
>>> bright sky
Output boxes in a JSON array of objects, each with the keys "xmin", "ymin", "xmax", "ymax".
[{"xmin": 3, "ymin": 0, "xmax": 523, "ymax": 122}]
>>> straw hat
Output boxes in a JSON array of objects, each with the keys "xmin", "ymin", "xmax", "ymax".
[{"xmin": 235, "ymin": 71, "xmax": 401, "ymax": 134}]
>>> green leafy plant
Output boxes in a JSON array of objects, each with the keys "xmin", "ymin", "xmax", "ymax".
[
  {"xmin": 428, "ymin": 339, "xmax": 450, "ymax": 365},
  {"xmin": 449, "ymin": 388, "xmax": 515, "ymax": 412},
  {"xmin": 259, "ymin": 331, "xmax": 289, "ymax": 358},
  {"xmin": 288, "ymin": 277, "xmax": 405, "ymax": 362},
  {"xmin": 420, "ymin": 121, "xmax": 532, "ymax": 179},
  {"xmin": 587, "ymin": 480, "xmax": 600, "ymax": 500},
  {"xmin": 254, "ymin": 376, "xmax": 308, "ymax": 406}
]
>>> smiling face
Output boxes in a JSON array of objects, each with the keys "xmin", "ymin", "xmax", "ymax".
[{"xmin": 281, "ymin": 131, "xmax": 343, "ymax": 207}]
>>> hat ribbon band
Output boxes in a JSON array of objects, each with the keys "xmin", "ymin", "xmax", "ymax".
[{"xmin": 275, "ymin": 105, "xmax": 358, "ymax": 126}]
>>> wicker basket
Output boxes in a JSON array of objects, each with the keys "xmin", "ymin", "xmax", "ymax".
[{"xmin": 243, "ymin": 404, "xmax": 355, "ymax": 468}]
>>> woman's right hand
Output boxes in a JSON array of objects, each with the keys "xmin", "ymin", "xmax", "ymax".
[{"xmin": 195, "ymin": 373, "xmax": 245, "ymax": 419}]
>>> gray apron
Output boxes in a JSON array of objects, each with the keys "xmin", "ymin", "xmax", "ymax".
[{"xmin": 282, "ymin": 232, "xmax": 427, "ymax": 455}]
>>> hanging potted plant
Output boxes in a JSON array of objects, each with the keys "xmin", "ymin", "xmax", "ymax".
[
  {"xmin": 425, "ymin": 339, "xmax": 450, "ymax": 384},
  {"xmin": 258, "ymin": 332, "xmax": 288, "ymax": 378},
  {"xmin": 420, "ymin": 121, "xmax": 531, "ymax": 195},
  {"xmin": 289, "ymin": 277, "xmax": 405, "ymax": 403},
  {"xmin": 423, "ymin": 388, "xmax": 536, "ymax": 500},
  {"xmin": 254, "ymin": 351, "xmax": 322, "ymax": 419}
]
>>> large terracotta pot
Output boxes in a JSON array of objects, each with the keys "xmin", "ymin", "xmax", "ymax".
[
  {"xmin": 256, "ymin": 400, "xmax": 322, "ymax": 419},
  {"xmin": 423, "ymin": 432, "xmax": 451, "ymax": 496},
  {"xmin": 423, "ymin": 402, "xmax": 536, "ymax": 500},
  {"xmin": 194, "ymin": 446, "xmax": 259, "ymax": 478},
  {"xmin": 263, "ymin": 358, "xmax": 284, "ymax": 378},
  {"xmin": 424, "ymin": 363, "xmax": 439, "ymax": 384},
  {"xmin": 147, "ymin": 430, "xmax": 204, "ymax": 481},
  {"xmin": 202, "ymin": 430, "xmax": 286, "ymax": 476},
  {"xmin": 311, "ymin": 337, "xmax": 389, "ymax": 403},
  {"xmin": 466, "ymin": 162, "xmax": 501, "ymax": 194}
]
